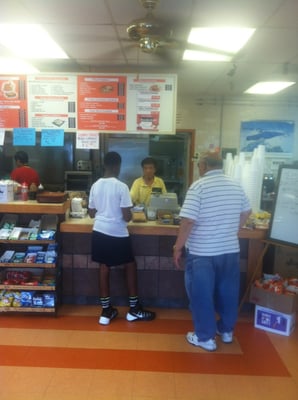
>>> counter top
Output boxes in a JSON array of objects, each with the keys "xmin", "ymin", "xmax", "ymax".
[
  {"xmin": 60, "ymin": 216, "xmax": 267, "ymax": 239},
  {"xmin": 0, "ymin": 200, "xmax": 70, "ymax": 215},
  {"xmin": 60, "ymin": 216, "xmax": 179, "ymax": 236},
  {"xmin": 0, "ymin": 201, "xmax": 268, "ymax": 239}
]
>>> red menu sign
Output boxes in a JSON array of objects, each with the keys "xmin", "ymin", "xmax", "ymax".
[
  {"xmin": 0, "ymin": 75, "xmax": 27, "ymax": 128},
  {"xmin": 77, "ymin": 75, "xmax": 127, "ymax": 131},
  {"xmin": 0, "ymin": 73, "xmax": 176, "ymax": 134}
]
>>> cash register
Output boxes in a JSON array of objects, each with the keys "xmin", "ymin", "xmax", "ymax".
[
  {"xmin": 148, "ymin": 193, "xmax": 180, "ymax": 223},
  {"xmin": 149, "ymin": 192, "xmax": 179, "ymax": 211}
]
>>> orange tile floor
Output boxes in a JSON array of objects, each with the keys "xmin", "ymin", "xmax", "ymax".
[{"xmin": 0, "ymin": 305, "xmax": 297, "ymax": 400}]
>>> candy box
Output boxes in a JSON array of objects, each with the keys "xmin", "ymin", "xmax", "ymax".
[
  {"xmin": 254, "ymin": 305, "xmax": 296, "ymax": 336},
  {"xmin": 249, "ymin": 285, "xmax": 298, "ymax": 314},
  {"xmin": 43, "ymin": 293, "xmax": 55, "ymax": 307},
  {"xmin": 32, "ymin": 293, "xmax": 44, "ymax": 307},
  {"xmin": 20, "ymin": 291, "xmax": 34, "ymax": 307}
]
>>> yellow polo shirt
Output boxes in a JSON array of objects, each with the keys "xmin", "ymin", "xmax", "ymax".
[{"xmin": 130, "ymin": 176, "xmax": 167, "ymax": 206}]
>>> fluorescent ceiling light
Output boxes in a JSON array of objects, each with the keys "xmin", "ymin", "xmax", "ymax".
[
  {"xmin": 0, "ymin": 58, "xmax": 39, "ymax": 74},
  {"xmin": 188, "ymin": 27, "xmax": 255, "ymax": 53},
  {"xmin": 183, "ymin": 49, "xmax": 232, "ymax": 62},
  {"xmin": 0, "ymin": 24, "xmax": 68, "ymax": 59},
  {"xmin": 245, "ymin": 81, "xmax": 296, "ymax": 94}
]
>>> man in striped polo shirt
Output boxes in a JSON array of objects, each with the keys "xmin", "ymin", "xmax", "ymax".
[{"xmin": 173, "ymin": 151, "xmax": 251, "ymax": 351}]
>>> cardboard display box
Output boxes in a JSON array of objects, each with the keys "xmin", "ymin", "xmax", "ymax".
[
  {"xmin": 249, "ymin": 285, "xmax": 298, "ymax": 314},
  {"xmin": 0, "ymin": 182, "xmax": 14, "ymax": 203},
  {"xmin": 254, "ymin": 305, "xmax": 296, "ymax": 336}
]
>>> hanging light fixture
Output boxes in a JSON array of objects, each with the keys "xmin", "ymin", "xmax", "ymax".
[{"xmin": 139, "ymin": 36, "xmax": 160, "ymax": 53}]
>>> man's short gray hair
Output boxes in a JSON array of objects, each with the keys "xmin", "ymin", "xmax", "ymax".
[{"xmin": 199, "ymin": 151, "xmax": 223, "ymax": 169}]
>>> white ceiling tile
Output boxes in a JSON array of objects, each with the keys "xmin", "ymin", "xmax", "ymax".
[
  {"xmin": 0, "ymin": 0, "xmax": 296, "ymax": 102},
  {"xmin": 19, "ymin": 0, "xmax": 111, "ymax": 24}
]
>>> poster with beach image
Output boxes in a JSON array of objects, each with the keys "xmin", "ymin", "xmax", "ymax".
[{"xmin": 240, "ymin": 120, "xmax": 295, "ymax": 154}]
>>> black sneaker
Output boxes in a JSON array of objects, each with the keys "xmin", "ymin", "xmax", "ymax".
[
  {"xmin": 99, "ymin": 307, "xmax": 118, "ymax": 325},
  {"xmin": 126, "ymin": 305, "xmax": 155, "ymax": 322}
]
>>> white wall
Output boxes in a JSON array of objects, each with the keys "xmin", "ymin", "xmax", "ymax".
[{"xmin": 176, "ymin": 98, "xmax": 298, "ymax": 180}]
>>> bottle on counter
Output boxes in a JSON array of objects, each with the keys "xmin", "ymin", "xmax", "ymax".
[
  {"xmin": 21, "ymin": 182, "xmax": 28, "ymax": 201},
  {"xmin": 29, "ymin": 182, "xmax": 37, "ymax": 200}
]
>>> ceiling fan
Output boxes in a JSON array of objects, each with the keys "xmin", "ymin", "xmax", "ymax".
[{"xmin": 126, "ymin": 0, "xmax": 177, "ymax": 54}]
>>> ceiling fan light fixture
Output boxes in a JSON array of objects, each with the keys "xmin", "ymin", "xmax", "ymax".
[
  {"xmin": 139, "ymin": 0, "xmax": 159, "ymax": 10},
  {"xmin": 127, "ymin": 17, "xmax": 171, "ymax": 41},
  {"xmin": 126, "ymin": 0, "xmax": 172, "ymax": 52},
  {"xmin": 139, "ymin": 36, "xmax": 160, "ymax": 53}
]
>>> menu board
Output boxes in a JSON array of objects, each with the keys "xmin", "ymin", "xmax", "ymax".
[
  {"xmin": 268, "ymin": 165, "xmax": 298, "ymax": 247},
  {"xmin": 0, "ymin": 72, "xmax": 177, "ymax": 134},
  {"xmin": 126, "ymin": 75, "xmax": 176, "ymax": 133},
  {"xmin": 27, "ymin": 74, "xmax": 77, "ymax": 129},
  {"xmin": 0, "ymin": 75, "xmax": 27, "ymax": 128},
  {"xmin": 77, "ymin": 75, "xmax": 126, "ymax": 131}
]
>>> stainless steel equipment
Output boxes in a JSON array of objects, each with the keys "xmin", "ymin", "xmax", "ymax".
[{"xmin": 64, "ymin": 171, "xmax": 92, "ymax": 192}]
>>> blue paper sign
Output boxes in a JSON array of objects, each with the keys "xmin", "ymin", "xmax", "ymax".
[
  {"xmin": 13, "ymin": 128, "xmax": 36, "ymax": 146},
  {"xmin": 41, "ymin": 129, "xmax": 64, "ymax": 147}
]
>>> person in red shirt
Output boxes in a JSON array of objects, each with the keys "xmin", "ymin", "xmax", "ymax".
[{"xmin": 10, "ymin": 151, "xmax": 40, "ymax": 188}]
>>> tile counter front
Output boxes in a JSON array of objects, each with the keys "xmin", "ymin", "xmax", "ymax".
[{"xmin": 60, "ymin": 217, "xmax": 267, "ymax": 308}]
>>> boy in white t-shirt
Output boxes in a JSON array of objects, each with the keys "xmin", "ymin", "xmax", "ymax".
[{"xmin": 88, "ymin": 151, "xmax": 155, "ymax": 325}]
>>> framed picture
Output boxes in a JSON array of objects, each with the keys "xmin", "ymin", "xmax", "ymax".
[{"xmin": 240, "ymin": 120, "xmax": 295, "ymax": 155}]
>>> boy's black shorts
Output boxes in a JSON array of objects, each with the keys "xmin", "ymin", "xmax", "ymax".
[{"xmin": 91, "ymin": 230, "xmax": 134, "ymax": 266}]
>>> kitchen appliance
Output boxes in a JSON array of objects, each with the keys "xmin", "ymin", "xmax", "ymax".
[
  {"xmin": 261, "ymin": 174, "xmax": 275, "ymax": 212},
  {"xmin": 64, "ymin": 171, "xmax": 93, "ymax": 192},
  {"xmin": 70, "ymin": 197, "xmax": 87, "ymax": 218},
  {"xmin": 77, "ymin": 160, "xmax": 91, "ymax": 171}
]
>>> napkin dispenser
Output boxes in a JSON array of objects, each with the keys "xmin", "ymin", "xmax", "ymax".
[{"xmin": 70, "ymin": 197, "xmax": 87, "ymax": 218}]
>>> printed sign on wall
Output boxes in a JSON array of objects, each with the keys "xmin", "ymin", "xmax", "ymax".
[{"xmin": 1, "ymin": 73, "xmax": 177, "ymax": 135}]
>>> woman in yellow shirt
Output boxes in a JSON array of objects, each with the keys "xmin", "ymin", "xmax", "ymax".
[{"xmin": 130, "ymin": 157, "xmax": 167, "ymax": 206}]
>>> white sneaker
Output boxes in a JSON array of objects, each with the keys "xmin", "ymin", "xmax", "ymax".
[
  {"xmin": 217, "ymin": 330, "xmax": 233, "ymax": 343},
  {"xmin": 186, "ymin": 332, "xmax": 217, "ymax": 352},
  {"xmin": 99, "ymin": 307, "xmax": 118, "ymax": 325}
]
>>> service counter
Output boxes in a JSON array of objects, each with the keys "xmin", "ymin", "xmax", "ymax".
[
  {"xmin": 60, "ymin": 216, "xmax": 267, "ymax": 308},
  {"xmin": 0, "ymin": 200, "xmax": 267, "ymax": 308}
]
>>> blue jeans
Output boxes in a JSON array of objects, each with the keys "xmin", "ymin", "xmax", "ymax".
[{"xmin": 184, "ymin": 252, "xmax": 240, "ymax": 341}]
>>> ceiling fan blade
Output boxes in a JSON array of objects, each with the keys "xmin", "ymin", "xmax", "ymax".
[
  {"xmin": 124, "ymin": 0, "xmax": 191, "ymax": 63},
  {"xmin": 151, "ymin": 46, "xmax": 180, "ymax": 65}
]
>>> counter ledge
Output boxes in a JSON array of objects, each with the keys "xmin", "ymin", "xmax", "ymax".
[{"xmin": 60, "ymin": 216, "xmax": 267, "ymax": 239}]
